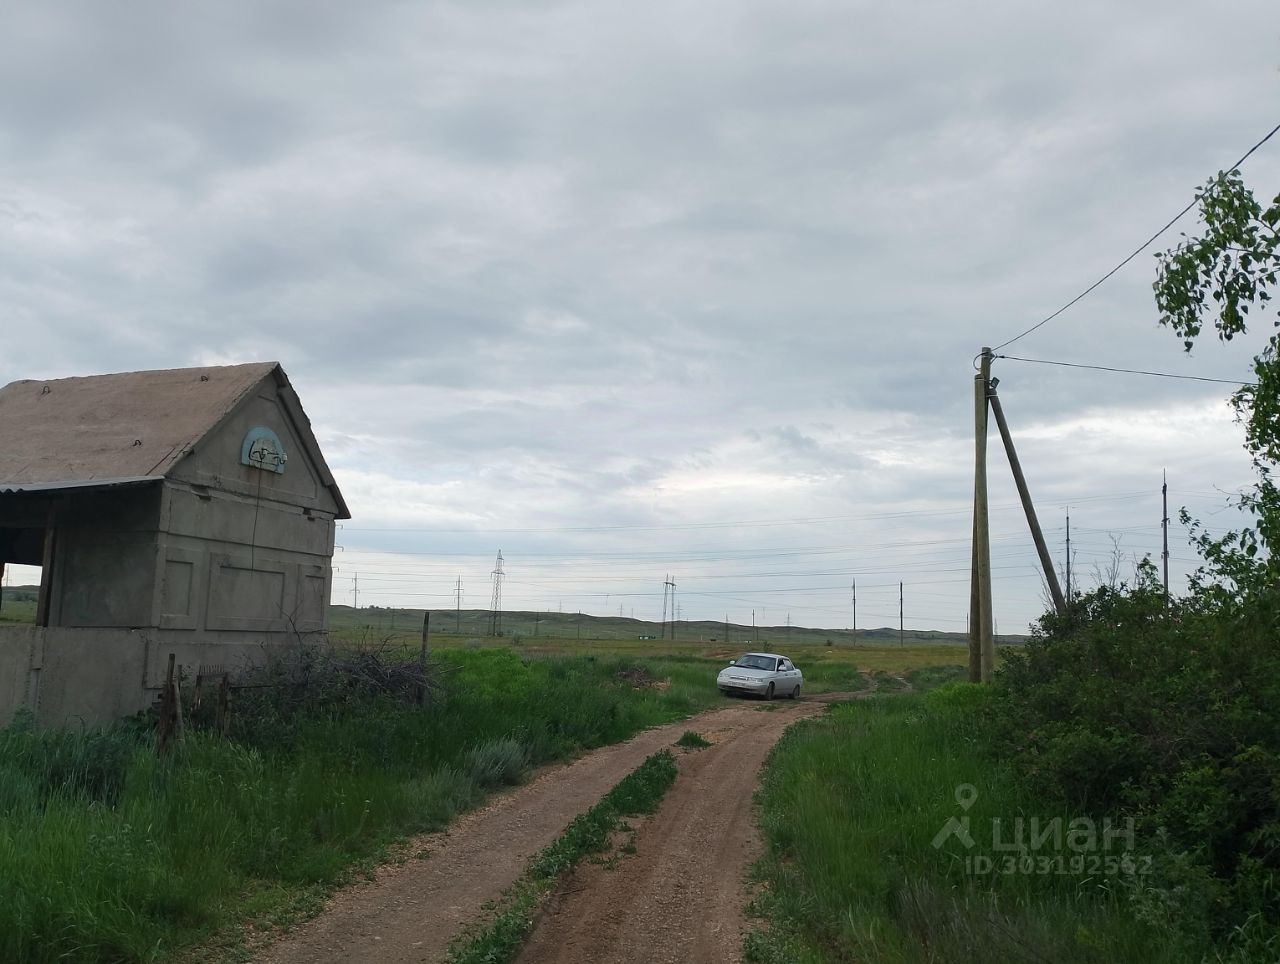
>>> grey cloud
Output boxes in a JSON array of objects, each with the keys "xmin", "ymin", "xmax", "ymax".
[{"xmin": 2, "ymin": 0, "xmax": 1276, "ymax": 630}]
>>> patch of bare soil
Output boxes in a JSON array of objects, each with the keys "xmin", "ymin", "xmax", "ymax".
[{"xmin": 252, "ymin": 695, "xmax": 853, "ymax": 964}]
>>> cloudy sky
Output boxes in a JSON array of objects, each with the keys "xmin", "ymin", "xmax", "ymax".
[{"xmin": 3, "ymin": 1, "xmax": 1278, "ymax": 633}]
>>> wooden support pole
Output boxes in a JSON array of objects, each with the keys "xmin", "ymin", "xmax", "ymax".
[
  {"xmin": 157, "ymin": 653, "xmax": 184, "ymax": 755},
  {"xmin": 974, "ymin": 350, "xmax": 996, "ymax": 682},
  {"xmin": 216, "ymin": 676, "xmax": 231, "ymax": 736},
  {"xmin": 988, "ymin": 389, "xmax": 1067, "ymax": 617},
  {"xmin": 1162, "ymin": 472, "xmax": 1170, "ymax": 609},
  {"xmin": 35, "ymin": 503, "xmax": 56, "ymax": 628},
  {"xmin": 418, "ymin": 610, "xmax": 430, "ymax": 707},
  {"xmin": 968, "ymin": 506, "xmax": 982, "ymax": 683}
]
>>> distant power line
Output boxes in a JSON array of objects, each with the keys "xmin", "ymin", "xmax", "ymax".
[
  {"xmin": 992, "ymin": 119, "xmax": 1280, "ymax": 352},
  {"xmin": 339, "ymin": 489, "xmax": 1165, "ymax": 536}
]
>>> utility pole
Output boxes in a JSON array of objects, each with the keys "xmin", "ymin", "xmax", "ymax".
[
  {"xmin": 670, "ymin": 579, "xmax": 678, "ymax": 640},
  {"xmin": 851, "ymin": 580, "xmax": 857, "ymax": 645},
  {"xmin": 988, "ymin": 385, "xmax": 1066, "ymax": 616},
  {"xmin": 455, "ymin": 576, "xmax": 463, "ymax": 633},
  {"xmin": 969, "ymin": 512, "xmax": 981, "ymax": 681},
  {"xmin": 899, "ymin": 581, "xmax": 904, "ymax": 648},
  {"xmin": 786, "ymin": 612, "xmax": 791, "ymax": 641},
  {"xmin": 353, "ymin": 572, "xmax": 359, "ymax": 611},
  {"xmin": 1162, "ymin": 471, "xmax": 1170, "ymax": 608},
  {"xmin": 970, "ymin": 347, "xmax": 996, "ymax": 682},
  {"xmin": 752, "ymin": 608, "xmax": 758, "ymax": 645},
  {"xmin": 1065, "ymin": 510, "xmax": 1072, "ymax": 607}
]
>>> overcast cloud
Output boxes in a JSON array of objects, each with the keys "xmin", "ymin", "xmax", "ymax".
[{"xmin": 3, "ymin": 1, "xmax": 1278, "ymax": 632}]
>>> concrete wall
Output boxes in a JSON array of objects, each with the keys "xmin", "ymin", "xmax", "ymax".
[
  {"xmin": 0, "ymin": 625, "xmax": 35, "ymax": 723},
  {"xmin": 0, "ymin": 625, "xmax": 290, "ymax": 727},
  {"xmin": 156, "ymin": 482, "xmax": 334, "ymax": 639}
]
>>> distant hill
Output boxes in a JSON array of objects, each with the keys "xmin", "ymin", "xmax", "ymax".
[
  {"xmin": 328, "ymin": 604, "xmax": 1027, "ymax": 646},
  {"xmin": 0, "ymin": 588, "xmax": 1026, "ymax": 644}
]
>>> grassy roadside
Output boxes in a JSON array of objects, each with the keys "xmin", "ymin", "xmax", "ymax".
[
  {"xmin": 0, "ymin": 649, "xmax": 716, "ymax": 964},
  {"xmin": 0, "ymin": 641, "xmax": 929, "ymax": 962},
  {"xmin": 445, "ymin": 749, "xmax": 680, "ymax": 964},
  {"xmin": 747, "ymin": 685, "xmax": 1192, "ymax": 963}
]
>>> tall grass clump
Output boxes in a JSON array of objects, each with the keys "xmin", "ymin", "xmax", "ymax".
[
  {"xmin": 0, "ymin": 647, "xmax": 719, "ymax": 963},
  {"xmin": 747, "ymin": 690, "xmax": 1192, "ymax": 963}
]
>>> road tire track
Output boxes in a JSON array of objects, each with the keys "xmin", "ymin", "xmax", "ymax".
[
  {"xmin": 253, "ymin": 696, "xmax": 850, "ymax": 964},
  {"xmin": 513, "ymin": 695, "xmax": 855, "ymax": 964}
]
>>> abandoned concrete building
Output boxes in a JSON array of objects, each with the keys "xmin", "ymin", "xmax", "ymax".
[{"xmin": 0, "ymin": 362, "xmax": 350, "ymax": 726}]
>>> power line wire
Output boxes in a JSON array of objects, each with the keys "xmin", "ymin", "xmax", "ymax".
[
  {"xmin": 992, "ymin": 120, "xmax": 1280, "ymax": 352},
  {"xmin": 995, "ymin": 353, "xmax": 1256, "ymax": 386}
]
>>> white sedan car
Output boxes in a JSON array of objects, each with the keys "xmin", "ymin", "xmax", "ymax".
[{"xmin": 717, "ymin": 652, "xmax": 803, "ymax": 700}]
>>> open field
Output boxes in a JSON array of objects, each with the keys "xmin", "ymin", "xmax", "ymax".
[
  {"xmin": 0, "ymin": 588, "xmax": 36, "ymax": 624},
  {"xmin": 329, "ymin": 604, "xmax": 1008, "ymax": 682},
  {"xmin": 332, "ymin": 628, "xmax": 976, "ymax": 693},
  {"xmin": 330, "ymin": 603, "xmax": 1027, "ymax": 647}
]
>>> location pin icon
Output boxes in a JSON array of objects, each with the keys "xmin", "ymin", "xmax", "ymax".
[{"xmin": 955, "ymin": 784, "xmax": 978, "ymax": 811}]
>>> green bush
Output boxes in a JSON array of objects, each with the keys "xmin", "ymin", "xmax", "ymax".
[{"xmin": 992, "ymin": 565, "xmax": 1280, "ymax": 952}]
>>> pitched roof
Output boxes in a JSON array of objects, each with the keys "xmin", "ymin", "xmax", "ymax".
[{"xmin": 0, "ymin": 362, "xmax": 349, "ymax": 517}]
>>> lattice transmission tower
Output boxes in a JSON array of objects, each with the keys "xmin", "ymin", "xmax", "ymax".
[{"xmin": 488, "ymin": 550, "xmax": 505, "ymax": 636}]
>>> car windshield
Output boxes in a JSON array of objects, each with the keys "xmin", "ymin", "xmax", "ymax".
[{"xmin": 736, "ymin": 655, "xmax": 777, "ymax": 671}]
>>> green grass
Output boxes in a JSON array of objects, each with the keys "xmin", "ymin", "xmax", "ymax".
[
  {"xmin": 0, "ymin": 649, "xmax": 718, "ymax": 963},
  {"xmin": 746, "ymin": 686, "xmax": 1194, "ymax": 963},
  {"xmin": 0, "ymin": 594, "xmax": 36, "ymax": 624},
  {"xmin": 445, "ymin": 749, "xmax": 679, "ymax": 964}
]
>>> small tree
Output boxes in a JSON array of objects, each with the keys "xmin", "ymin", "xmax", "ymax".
[{"xmin": 1154, "ymin": 169, "xmax": 1280, "ymax": 591}]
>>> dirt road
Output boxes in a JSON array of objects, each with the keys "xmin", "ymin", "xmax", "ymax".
[{"xmin": 255, "ymin": 695, "xmax": 846, "ymax": 964}]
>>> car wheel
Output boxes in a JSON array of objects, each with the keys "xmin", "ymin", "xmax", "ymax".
[
  {"xmin": 765, "ymin": 682, "xmax": 774, "ymax": 701},
  {"xmin": 791, "ymin": 683, "xmax": 801, "ymax": 700}
]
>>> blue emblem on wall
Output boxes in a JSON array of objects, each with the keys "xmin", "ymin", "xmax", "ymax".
[{"xmin": 241, "ymin": 427, "xmax": 287, "ymax": 473}]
